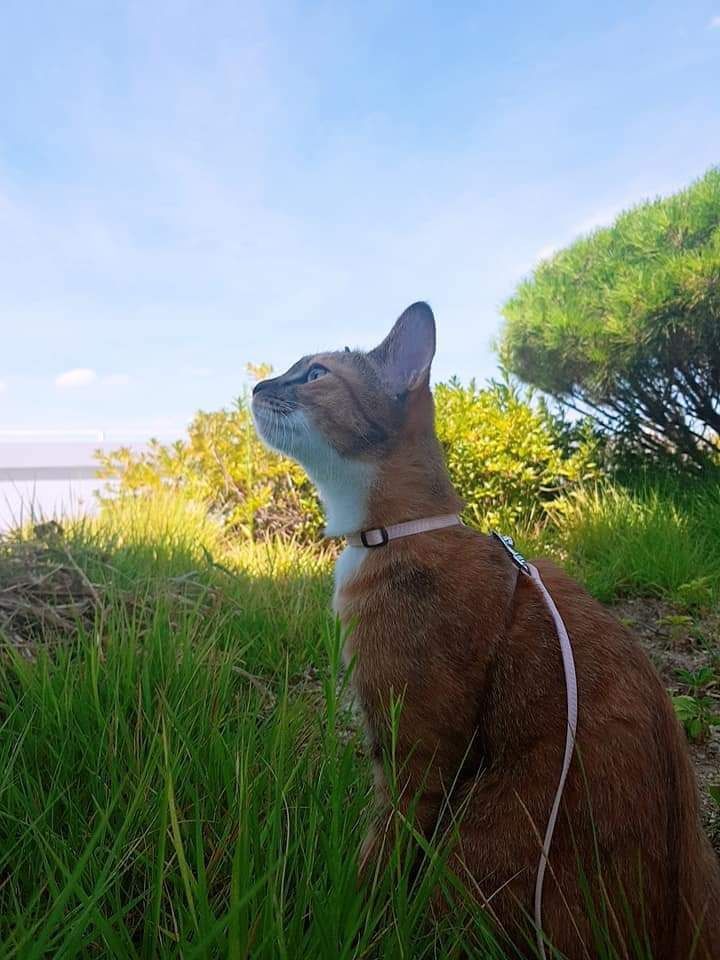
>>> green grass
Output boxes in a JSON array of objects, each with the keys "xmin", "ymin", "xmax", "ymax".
[
  {"xmin": 0, "ymin": 499, "xmax": 491, "ymax": 958},
  {"xmin": 546, "ymin": 475, "xmax": 720, "ymax": 606},
  {"xmin": 0, "ymin": 482, "xmax": 718, "ymax": 957}
]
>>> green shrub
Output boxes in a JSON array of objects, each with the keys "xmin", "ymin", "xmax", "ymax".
[
  {"xmin": 97, "ymin": 398, "xmax": 324, "ymax": 542},
  {"xmin": 97, "ymin": 377, "xmax": 597, "ymax": 542},
  {"xmin": 672, "ymin": 694, "xmax": 720, "ymax": 743},
  {"xmin": 435, "ymin": 378, "xmax": 598, "ymax": 530}
]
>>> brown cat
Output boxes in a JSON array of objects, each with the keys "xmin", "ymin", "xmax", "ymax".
[{"xmin": 252, "ymin": 302, "xmax": 720, "ymax": 959}]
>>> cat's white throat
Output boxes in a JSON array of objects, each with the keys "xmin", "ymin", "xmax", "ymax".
[
  {"xmin": 252, "ymin": 405, "xmax": 375, "ymax": 537},
  {"xmin": 333, "ymin": 544, "xmax": 367, "ymax": 612}
]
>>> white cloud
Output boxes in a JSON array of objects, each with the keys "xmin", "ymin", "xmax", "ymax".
[
  {"xmin": 709, "ymin": 15, "xmax": 720, "ymax": 28},
  {"xmin": 535, "ymin": 244, "xmax": 558, "ymax": 263},
  {"xmin": 0, "ymin": 380, "xmax": 7, "ymax": 393},
  {"xmin": 102, "ymin": 373, "xmax": 131, "ymax": 386},
  {"xmin": 54, "ymin": 369, "xmax": 130, "ymax": 388},
  {"xmin": 572, "ymin": 205, "xmax": 627, "ymax": 236},
  {"xmin": 55, "ymin": 368, "xmax": 98, "ymax": 388},
  {"xmin": 527, "ymin": 199, "xmax": 646, "ymax": 274}
]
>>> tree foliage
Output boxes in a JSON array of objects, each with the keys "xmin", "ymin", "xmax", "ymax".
[
  {"xmin": 435, "ymin": 378, "xmax": 597, "ymax": 529},
  {"xmin": 97, "ymin": 379, "xmax": 597, "ymax": 541},
  {"xmin": 500, "ymin": 168, "xmax": 720, "ymax": 466}
]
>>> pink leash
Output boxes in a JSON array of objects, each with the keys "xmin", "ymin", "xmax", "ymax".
[
  {"xmin": 349, "ymin": 520, "xmax": 579, "ymax": 955},
  {"xmin": 526, "ymin": 561, "xmax": 579, "ymax": 958}
]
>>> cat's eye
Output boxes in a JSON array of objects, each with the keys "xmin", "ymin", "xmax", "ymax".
[{"xmin": 306, "ymin": 365, "xmax": 328, "ymax": 383}]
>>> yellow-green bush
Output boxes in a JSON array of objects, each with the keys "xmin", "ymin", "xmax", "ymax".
[
  {"xmin": 97, "ymin": 403, "xmax": 324, "ymax": 540},
  {"xmin": 97, "ymin": 378, "xmax": 597, "ymax": 541},
  {"xmin": 435, "ymin": 379, "xmax": 598, "ymax": 530}
]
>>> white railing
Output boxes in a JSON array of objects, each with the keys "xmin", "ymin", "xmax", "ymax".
[
  {"xmin": 0, "ymin": 433, "xmax": 154, "ymax": 482},
  {"xmin": 0, "ymin": 437, "xmax": 118, "ymax": 530},
  {"xmin": 0, "ymin": 429, "xmax": 109, "ymax": 441}
]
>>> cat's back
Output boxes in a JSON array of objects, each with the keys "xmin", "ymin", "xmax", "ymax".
[
  {"xmin": 509, "ymin": 556, "xmax": 720, "ymax": 959},
  {"xmin": 461, "ymin": 545, "xmax": 720, "ymax": 958}
]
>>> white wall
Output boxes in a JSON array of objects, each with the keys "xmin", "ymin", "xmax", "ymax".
[{"xmin": 0, "ymin": 442, "xmax": 144, "ymax": 531}]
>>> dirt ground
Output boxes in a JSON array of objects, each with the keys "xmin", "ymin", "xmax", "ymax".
[{"xmin": 610, "ymin": 598, "xmax": 720, "ymax": 853}]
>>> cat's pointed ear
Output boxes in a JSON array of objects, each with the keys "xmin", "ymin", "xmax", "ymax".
[{"xmin": 369, "ymin": 301, "xmax": 436, "ymax": 394}]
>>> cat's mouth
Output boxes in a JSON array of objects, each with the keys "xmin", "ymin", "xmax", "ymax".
[
  {"xmin": 251, "ymin": 396, "xmax": 301, "ymax": 454},
  {"xmin": 252, "ymin": 395, "xmax": 296, "ymax": 416}
]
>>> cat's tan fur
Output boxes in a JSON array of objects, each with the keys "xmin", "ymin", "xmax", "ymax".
[{"xmin": 252, "ymin": 302, "xmax": 720, "ymax": 958}]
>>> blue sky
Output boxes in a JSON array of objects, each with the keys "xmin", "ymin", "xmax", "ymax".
[{"xmin": 1, "ymin": 0, "xmax": 719, "ymax": 440}]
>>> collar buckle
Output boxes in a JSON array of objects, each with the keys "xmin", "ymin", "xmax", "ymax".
[{"xmin": 360, "ymin": 526, "xmax": 389, "ymax": 548}]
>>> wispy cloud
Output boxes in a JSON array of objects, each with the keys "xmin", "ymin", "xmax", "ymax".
[
  {"xmin": 55, "ymin": 368, "xmax": 98, "ymax": 388},
  {"xmin": 709, "ymin": 15, "xmax": 720, "ymax": 28},
  {"xmin": 102, "ymin": 373, "xmax": 130, "ymax": 386},
  {"xmin": 2, "ymin": 0, "xmax": 720, "ymax": 434},
  {"xmin": 54, "ymin": 369, "xmax": 130, "ymax": 388},
  {"xmin": 526, "ymin": 189, "xmax": 665, "ymax": 275},
  {"xmin": 534, "ymin": 244, "xmax": 558, "ymax": 263},
  {"xmin": 572, "ymin": 202, "xmax": 632, "ymax": 237}
]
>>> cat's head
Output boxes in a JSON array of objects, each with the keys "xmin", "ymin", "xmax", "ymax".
[{"xmin": 251, "ymin": 301, "xmax": 436, "ymax": 473}]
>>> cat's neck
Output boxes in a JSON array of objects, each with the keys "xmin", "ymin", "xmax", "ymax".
[
  {"xmin": 317, "ymin": 433, "xmax": 462, "ymax": 539},
  {"xmin": 311, "ymin": 457, "xmax": 376, "ymax": 538},
  {"xmin": 367, "ymin": 435, "xmax": 463, "ymax": 531}
]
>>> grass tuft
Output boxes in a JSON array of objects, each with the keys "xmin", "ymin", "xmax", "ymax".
[{"xmin": 546, "ymin": 478, "xmax": 720, "ymax": 606}]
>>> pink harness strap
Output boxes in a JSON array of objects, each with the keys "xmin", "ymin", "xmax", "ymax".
[
  {"xmin": 526, "ymin": 562, "xmax": 579, "ymax": 959},
  {"xmin": 349, "ymin": 521, "xmax": 579, "ymax": 957}
]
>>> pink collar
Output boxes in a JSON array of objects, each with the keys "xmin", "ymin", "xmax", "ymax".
[{"xmin": 347, "ymin": 513, "xmax": 463, "ymax": 548}]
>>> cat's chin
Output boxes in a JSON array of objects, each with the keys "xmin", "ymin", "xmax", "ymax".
[
  {"xmin": 253, "ymin": 401, "xmax": 335, "ymax": 470},
  {"xmin": 252, "ymin": 402, "xmax": 325, "ymax": 471},
  {"xmin": 251, "ymin": 400, "xmax": 293, "ymax": 456},
  {"xmin": 252, "ymin": 400, "xmax": 374, "ymax": 536}
]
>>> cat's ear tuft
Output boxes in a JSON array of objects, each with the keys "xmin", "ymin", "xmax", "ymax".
[{"xmin": 369, "ymin": 301, "xmax": 436, "ymax": 395}]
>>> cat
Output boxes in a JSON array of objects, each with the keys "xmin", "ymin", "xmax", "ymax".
[{"xmin": 252, "ymin": 302, "xmax": 720, "ymax": 959}]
